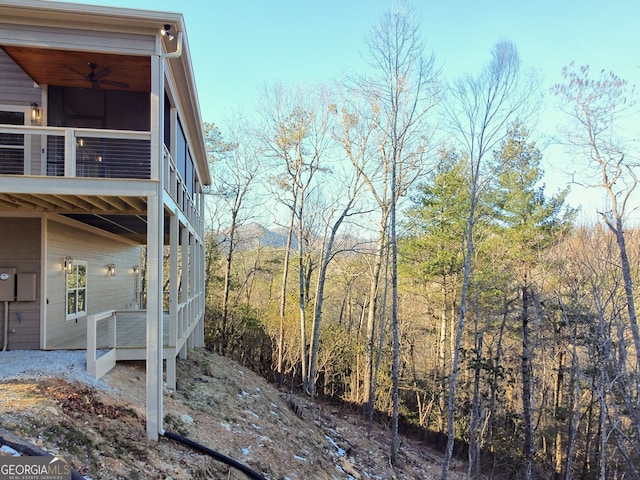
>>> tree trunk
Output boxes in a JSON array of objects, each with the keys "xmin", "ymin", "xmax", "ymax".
[
  {"xmin": 363, "ymin": 218, "xmax": 388, "ymax": 418},
  {"xmin": 308, "ymin": 193, "xmax": 358, "ymax": 399},
  {"xmin": 220, "ymin": 212, "xmax": 238, "ymax": 355},
  {"xmin": 442, "ymin": 201, "xmax": 474, "ymax": 480},
  {"xmin": 298, "ymin": 205, "xmax": 308, "ymax": 392},
  {"xmin": 390, "ymin": 154, "xmax": 400, "ymax": 464},
  {"xmin": 610, "ymin": 220, "xmax": 640, "ymax": 369},
  {"xmin": 521, "ymin": 284, "xmax": 534, "ymax": 480},
  {"xmin": 437, "ymin": 283, "xmax": 447, "ymax": 434},
  {"xmin": 468, "ymin": 327, "xmax": 483, "ymax": 479},
  {"xmin": 276, "ymin": 207, "xmax": 296, "ymax": 388},
  {"xmin": 554, "ymin": 351, "xmax": 565, "ymax": 479}
]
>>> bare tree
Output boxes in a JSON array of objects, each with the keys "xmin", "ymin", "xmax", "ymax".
[
  {"xmin": 342, "ymin": 0, "xmax": 440, "ymax": 463},
  {"xmin": 440, "ymin": 40, "xmax": 540, "ymax": 479},
  {"xmin": 258, "ymin": 83, "xmax": 334, "ymax": 392},
  {"xmin": 204, "ymin": 118, "xmax": 262, "ymax": 355},
  {"xmin": 554, "ymin": 64, "xmax": 640, "ymax": 369},
  {"xmin": 307, "ymin": 160, "xmax": 365, "ymax": 398}
]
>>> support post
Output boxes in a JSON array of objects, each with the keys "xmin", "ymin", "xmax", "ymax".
[{"xmin": 146, "ymin": 52, "xmax": 165, "ymax": 441}]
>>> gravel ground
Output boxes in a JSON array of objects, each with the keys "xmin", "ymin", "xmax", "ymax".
[{"xmin": 0, "ymin": 350, "xmax": 111, "ymax": 390}]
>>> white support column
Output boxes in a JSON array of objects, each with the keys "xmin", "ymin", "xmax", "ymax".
[
  {"xmin": 146, "ymin": 52, "xmax": 165, "ymax": 441},
  {"xmin": 188, "ymin": 231, "xmax": 196, "ymax": 349},
  {"xmin": 64, "ymin": 129, "xmax": 76, "ymax": 177},
  {"xmin": 180, "ymin": 224, "xmax": 189, "ymax": 360},
  {"xmin": 196, "ymin": 238, "xmax": 204, "ymax": 348},
  {"xmin": 166, "ymin": 210, "xmax": 179, "ymax": 391}
]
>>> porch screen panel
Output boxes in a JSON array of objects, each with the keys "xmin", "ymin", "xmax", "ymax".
[
  {"xmin": 176, "ymin": 119, "xmax": 187, "ymax": 181},
  {"xmin": 186, "ymin": 149, "xmax": 194, "ymax": 197}
]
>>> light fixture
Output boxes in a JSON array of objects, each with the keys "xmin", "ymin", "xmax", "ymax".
[
  {"xmin": 30, "ymin": 103, "xmax": 41, "ymax": 124},
  {"xmin": 161, "ymin": 24, "xmax": 174, "ymax": 41},
  {"xmin": 107, "ymin": 264, "xmax": 116, "ymax": 276},
  {"xmin": 76, "ymin": 138, "xmax": 84, "ymax": 148},
  {"xmin": 95, "ymin": 155, "xmax": 103, "ymax": 163},
  {"xmin": 64, "ymin": 256, "xmax": 73, "ymax": 274},
  {"xmin": 132, "ymin": 266, "xmax": 140, "ymax": 275}
]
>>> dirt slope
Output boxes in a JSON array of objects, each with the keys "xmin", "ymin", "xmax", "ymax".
[{"xmin": 0, "ymin": 349, "xmax": 465, "ymax": 479}]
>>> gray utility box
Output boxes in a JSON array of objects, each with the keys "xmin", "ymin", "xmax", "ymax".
[
  {"xmin": 0, "ymin": 267, "xmax": 16, "ymax": 302},
  {"xmin": 17, "ymin": 273, "xmax": 37, "ymax": 302}
]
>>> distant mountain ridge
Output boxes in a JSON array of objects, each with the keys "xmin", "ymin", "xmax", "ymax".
[
  {"xmin": 216, "ymin": 221, "xmax": 371, "ymax": 253},
  {"xmin": 217, "ymin": 222, "xmax": 298, "ymax": 250}
]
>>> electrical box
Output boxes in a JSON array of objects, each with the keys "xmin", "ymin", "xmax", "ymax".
[
  {"xmin": 0, "ymin": 267, "xmax": 16, "ymax": 301},
  {"xmin": 17, "ymin": 273, "xmax": 37, "ymax": 302}
]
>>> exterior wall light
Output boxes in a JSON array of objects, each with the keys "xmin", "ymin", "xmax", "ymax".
[
  {"xmin": 31, "ymin": 103, "xmax": 41, "ymax": 124},
  {"xmin": 107, "ymin": 264, "xmax": 116, "ymax": 276},
  {"xmin": 161, "ymin": 24, "xmax": 174, "ymax": 40},
  {"xmin": 64, "ymin": 256, "xmax": 73, "ymax": 274}
]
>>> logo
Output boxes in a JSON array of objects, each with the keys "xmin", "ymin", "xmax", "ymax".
[{"xmin": 0, "ymin": 455, "xmax": 71, "ymax": 480}]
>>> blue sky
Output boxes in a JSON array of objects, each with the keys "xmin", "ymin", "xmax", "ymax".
[
  {"xmin": 59, "ymin": 0, "xmax": 639, "ymax": 121},
  {"xmin": 57, "ymin": 0, "xmax": 640, "ymax": 218}
]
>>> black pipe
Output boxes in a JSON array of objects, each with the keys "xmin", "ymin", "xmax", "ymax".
[
  {"xmin": 0, "ymin": 428, "xmax": 85, "ymax": 480},
  {"xmin": 162, "ymin": 430, "xmax": 267, "ymax": 480}
]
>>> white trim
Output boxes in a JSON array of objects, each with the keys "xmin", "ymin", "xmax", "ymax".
[
  {"xmin": 146, "ymin": 52, "xmax": 165, "ymax": 441},
  {"xmin": 40, "ymin": 215, "xmax": 47, "ymax": 349}
]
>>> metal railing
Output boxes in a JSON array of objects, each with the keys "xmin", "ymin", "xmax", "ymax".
[
  {"xmin": 0, "ymin": 125, "xmax": 151, "ymax": 179},
  {"xmin": 0, "ymin": 124, "xmax": 203, "ymax": 228}
]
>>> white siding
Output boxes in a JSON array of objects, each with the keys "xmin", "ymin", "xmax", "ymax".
[
  {"xmin": 46, "ymin": 218, "xmax": 141, "ymax": 349},
  {"xmin": 0, "ymin": 48, "xmax": 41, "ymax": 105},
  {"xmin": 0, "ymin": 49, "xmax": 43, "ymax": 175}
]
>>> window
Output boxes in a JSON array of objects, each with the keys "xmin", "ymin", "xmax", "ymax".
[
  {"xmin": 0, "ymin": 107, "xmax": 28, "ymax": 174},
  {"xmin": 66, "ymin": 261, "xmax": 87, "ymax": 321}
]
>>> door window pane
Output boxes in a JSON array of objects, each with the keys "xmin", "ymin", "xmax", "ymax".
[{"xmin": 0, "ymin": 110, "xmax": 25, "ymax": 175}]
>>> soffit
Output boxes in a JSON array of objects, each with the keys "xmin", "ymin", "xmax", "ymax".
[{"xmin": 2, "ymin": 46, "xmax": 151, "ymax": 93}]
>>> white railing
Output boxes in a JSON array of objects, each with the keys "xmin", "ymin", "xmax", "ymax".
[
  {"xmin": 0, "ymin": 124, "xmax": 202, "ymax": 231},
  {"xmin": 86, "ymin": 300, "xmax": 204, "ymax": 379},
  {"xmin": 0, "ymin": 125, "xmax": 151, "ymax": 179},
  {"xmin": 86, "ymin": 309, "xmax": 117, "ymax": 380}
]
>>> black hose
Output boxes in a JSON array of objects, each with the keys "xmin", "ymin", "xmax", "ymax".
[
  {"xmin": 0, "ymin": 428, "xmax": 85, "ymax": 480},
  {"xmin": 162, "ymin": 429, "xmax": 267, "ymax": 480}
]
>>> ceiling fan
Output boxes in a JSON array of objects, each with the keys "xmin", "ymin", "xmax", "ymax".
[{"xmin": 63, "ymin": 62, "xmax": 129, "ymax": 89}]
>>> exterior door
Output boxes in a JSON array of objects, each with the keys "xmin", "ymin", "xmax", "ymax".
[{"xmin": 0, "ymin": 106, "xmax": 30, "ymax": 175}]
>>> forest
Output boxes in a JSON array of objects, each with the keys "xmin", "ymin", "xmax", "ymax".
[{"xmin": 197, "ymin": 3, "xmax": 640, "ymax": 479}]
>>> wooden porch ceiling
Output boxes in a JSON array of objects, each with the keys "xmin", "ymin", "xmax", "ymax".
[{"xmin": 1, "ymin": 46, "xmax": 150, "ymax": 92}]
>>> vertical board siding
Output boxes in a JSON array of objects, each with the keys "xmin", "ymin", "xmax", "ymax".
[{"xmin": 46, "ymin": 219, "xmax": 141, "ymax": 349}]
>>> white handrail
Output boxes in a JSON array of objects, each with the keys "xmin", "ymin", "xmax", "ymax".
[{"xmin": 86, "ymin": 309, "xmax": 117, "ymax": 379}]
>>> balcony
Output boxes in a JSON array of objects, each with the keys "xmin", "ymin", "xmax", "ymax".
[{"xmin": 0, "ymin": 124, "xmax": 203, "ymax": 231}]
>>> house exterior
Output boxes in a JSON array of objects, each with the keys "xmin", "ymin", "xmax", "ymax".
[{"xmin": 0, "ymin": 0, "xmax": 210, "ymax": 440}]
